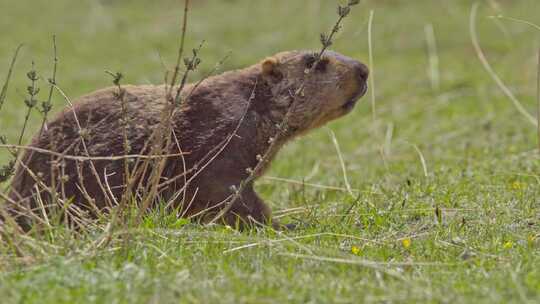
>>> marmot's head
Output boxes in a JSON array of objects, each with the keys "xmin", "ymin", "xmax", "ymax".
[{"xmin": 259, "ymin": 50, "xmax": 368, "ymax": 135}]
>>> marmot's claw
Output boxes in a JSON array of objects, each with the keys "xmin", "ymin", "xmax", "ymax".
[
  {"xmin": 283, "ymin": 223, "xmax": 297, "ymax": 231},
  {"xmin": 271, "ymin": 221, "xmax": 297, "ymax": 231}
]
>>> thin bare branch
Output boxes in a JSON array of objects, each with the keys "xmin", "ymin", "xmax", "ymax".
[
  {"xmin": 0, "ymin": 144, "xmax": 187, "ymax": 161},
  {"xmin": 0, "ymin": 44, "xmax": 23, "ymax": 113}
]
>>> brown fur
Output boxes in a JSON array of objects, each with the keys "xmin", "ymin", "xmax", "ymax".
[{"xmin": 7, "ymin": 50, "xmax": 368, "ymax": 230}]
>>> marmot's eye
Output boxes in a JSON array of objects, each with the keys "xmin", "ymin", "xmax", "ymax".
[{"xmin": 304, "ymin": 55, "xmax": 317, "ymax": 69}]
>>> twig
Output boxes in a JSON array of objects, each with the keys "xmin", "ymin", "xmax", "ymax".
[
  {"xmin": 18, "ymin": 61, "xmax": 40, "ymax": 147},
  {"xmin": 208, "ymin": 0, "xmax": 361, "ymax": 225},
  {"xmin": 0, "ymin": 144, "xmax": 187, "ymax": 161},
  {"xmin": 33, "ymin": 184, "xmax": 51, "ymax": 229},
  {"xmin": 97, "ymin": 71, "xmax": 132, "ymax": 248},
  {"xmin": 340, "ymin": 191, "xmax": 362, "ymax": 223},
  {"xmin": 0, "ymin": 191, "xmax": 26, "ymax": 237},
  {"xmin": 170, "ymin": 128, "xmax": 188, "ymax": 209},
  {"xmin": 105, "ymin": 71, "xmax": 130, "ymax": 182},
  {"xmin": 39, "ymin": 35, "xmax": 58, "ymax": 135},
  {"xmin": 132, "ymin": 1, "xmax": 201, "ymax": 226},
  {"xmin": 167, "ymin": 0, "xmax": 190, "ymax": 100},
  {"xmin": 316, "ymin": 2, "xmax": 352, "ymax": 59},
  {"xmin": 207, "ymin": 80, "xmax": 260, "ymax": 223},
  {"xmin": 184, "ymin": 52, "xmax": 231, "ymax": 101},
  {"xmin": 53, "ymin": 84, "xmax": 116, "ymax": 208},
  {"xmin": 0, "ymin": 44, "xmax": 23, "ymax": 113},
  {"xmin": 173, "ymin": 41, "xmax": 204, "ymax": 105}
]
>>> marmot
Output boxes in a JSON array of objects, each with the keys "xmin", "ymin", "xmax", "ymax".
[{"xmin": 7, "ymin": 50, "xmax": 368, "ymax": 230}]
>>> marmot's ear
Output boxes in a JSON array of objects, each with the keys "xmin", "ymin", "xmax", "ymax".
[
  {"xmin": 262, "ymin": 57, "xmax": 277, "ymax": 74},
  {"xmin": 261, "ymin": 57, "xmax": 283, "ymax": 82}
]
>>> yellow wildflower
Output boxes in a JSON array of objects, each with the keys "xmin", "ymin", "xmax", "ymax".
[
  {"xmin": 402, "ymin": 238, "xmax": 411, "ymax": 249},
  {"xmin": 527, "ymin": 235, "xmax": 536, "ymax": 247},
  {"xmin": 351, "ymin": 246, "xmax": 361, "ymax": 255},
  {"xmin": 503, "ymin": 241, "xmax": 513, "ymax": 249},
  {"xmin": 510, "ymin": 181, "xmax": 525, "ymax": 190}
]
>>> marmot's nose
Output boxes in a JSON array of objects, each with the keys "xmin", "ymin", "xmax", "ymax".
[{"xmin": 354, "ymin": 62, "xmax": 369, "ymax": 82}]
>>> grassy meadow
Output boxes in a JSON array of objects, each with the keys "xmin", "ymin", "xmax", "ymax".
[{"xmin": 0, "ymin": 0, "xmax": 539, "ymax": 302}]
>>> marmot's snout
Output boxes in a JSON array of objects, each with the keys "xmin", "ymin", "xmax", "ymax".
[
  {"xmin": 339, "ymin": 58, "xmax": 369, "ymax": 112},
  {"xmin": 352, "ymin": 60, "xmax": 369, "ymax": 99},
  {"xmin": 354, "ymin": 61, "xmax": 369, "ymax": 84}
]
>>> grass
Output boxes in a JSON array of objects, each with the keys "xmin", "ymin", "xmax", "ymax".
[{"xmin": 1, "ymin": 0, "xmax": 539, "ymax": 302}]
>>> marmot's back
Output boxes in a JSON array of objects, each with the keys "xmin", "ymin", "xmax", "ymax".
[{"xmin": 8, "ymin": 85, "xmax": 171, "ymax": 225}]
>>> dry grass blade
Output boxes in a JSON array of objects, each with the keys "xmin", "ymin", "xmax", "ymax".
[
  {"xmin": 328, "ymin": 129, "xmax": 354, "ymax": 197},
  {"xmin": 262, "ymin": 176, "xmax": 365, "ymax": 193},
  {"xmin": 223, "ymin": 232, "xmax": 383, "ymax": 254},
  {"xmin": 0, "ymin": 192, "xmax": 25, "ymax": 226},
  {"xmin": 489, "ymin": 15, "xmax": 540, "ymax": 31},
  {"xmin": 424, "ymin": 23, "xmax": 440, "ymax": 92},
  {"xmin": 281, "ymin": 252, "xmax": 458, "ymax": 267},
  {"xmin": 368, "ymin": 10, "xmax": 376, "ymax": 122},
  {"xmin": 52, "ymin": 84, "xmax": 114, "ymax": 208},
  {"xmin": 485, "ymin": 13, "xmax": 540, "ymax": 150},
  {"xmin": 538, "ymin": 49, "xmax": 540, "ymax": 152},
  {"xmin": 383, "ymin": 122, "xmax": 393, "ymax": 157},
  {"xmin": 222, "ymin": 233, "xmax": 316, "ymax": 255},
  {"xmin": 412, "ymin": 143, "xmax": 428, "ymax": 178},
  {"xmin": 278, "ymin": 253, "xmax": 408, "ymax": 280},
  {"xmin": 470, "ymin": 2, "xmax": 537, "ymax": 126},
  {"xmin": 223, "ymin": 232, "xmax": 387, "ymax": 254}
]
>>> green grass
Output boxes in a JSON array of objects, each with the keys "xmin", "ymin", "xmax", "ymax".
[{"xmin": 1, "ymin": 0, "xmax": 539, "ymax": 303}]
